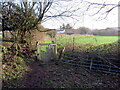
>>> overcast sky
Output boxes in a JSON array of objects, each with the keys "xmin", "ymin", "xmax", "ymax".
[
  {"xmin": 3, "ymin": 0, "xmax": 119, "ymax": 30},
  {"xmin": 41, "ymin": 0, "xmax": 119, "ymax": 30}
]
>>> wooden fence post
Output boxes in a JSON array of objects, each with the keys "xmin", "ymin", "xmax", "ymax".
[
  {"xmin": 90, "ymin": 59, "xmax": 93, "ymax": 70},
  {"xmin": 37, "ymin": 43, "xmax": 41, "ymax": 60},
  {"xmin": 73, "ymin": 37, "xmax": 75, "ymax": 52},
  {"xmin": 53, "ymin": 44, "xmax": 57, "ymax": 60},
  {"xmin": 51, "ymin": 40, "xmax": 57, "ymax": 60}
]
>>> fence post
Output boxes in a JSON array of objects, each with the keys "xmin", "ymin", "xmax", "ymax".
[
  {"xmin": 37, "ymin": 43, "xmax": 41, "ymax": 60},
  {"xmin": 54, "ymin": 44, "xmax": 57, "ymax": 60},
  {"xmin": 90, "ymin": 59, "xmax": 93, "ymax": 70},
  {"xmin": 73, "ymin": 37, "xmax": 75, "ymax": 52},
  {"xmin": 52, "ymin": 41, "xmax": 57, "ymax": 60}
]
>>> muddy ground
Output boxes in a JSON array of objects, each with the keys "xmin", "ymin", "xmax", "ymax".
[{"xmin": 19, "ymin": 61, "xmax": 120, "ymax": 89}]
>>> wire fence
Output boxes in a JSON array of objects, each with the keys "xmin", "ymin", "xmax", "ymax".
[{"xmin": 60, "ymin": 50, "xmax": 120, "ymax": 76}]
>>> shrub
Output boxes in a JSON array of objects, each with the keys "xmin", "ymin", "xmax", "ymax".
[
  {"xmin": 46, "ymin": 29, "xmax": 56, "ymax": 38},
  {"xmin": 2, "ymin": 47, "xmax": 28, "ymax": 88}
]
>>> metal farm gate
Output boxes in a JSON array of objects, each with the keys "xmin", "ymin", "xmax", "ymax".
[{"xmin": 60, "ymin": 50, "xmax": 120, "ymax": 76}]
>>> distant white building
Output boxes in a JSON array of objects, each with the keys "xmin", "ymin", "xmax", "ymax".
[{"xmin": 56, "ymin": 29, "xmax": 65, "ymax": 33}]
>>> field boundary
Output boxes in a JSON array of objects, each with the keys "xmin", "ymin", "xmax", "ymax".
[{"xmin": 60, "ymin": 50, "xmax": 120, "ymax": 76}]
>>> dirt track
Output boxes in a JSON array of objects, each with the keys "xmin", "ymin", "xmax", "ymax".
[
  {"xmin": 20, "ymin": 61, "xmax": 120, "ymax": 88},
  {"xmin": 21, "ymin": 61, "xmax": 46, "ymax": 88}
]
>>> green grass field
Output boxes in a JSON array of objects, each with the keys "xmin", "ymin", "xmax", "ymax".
[
  {"xmin": 39, "ymin": 35, "xmax": 119, "ymax": 60},
  {"xmin": 73, "ymin": 35, "xmax": 118, "ymax": 44},
  {"xmin": 0, "ymin": 34, "xmax": 2, "ymax": 38},
  {"xmin": 46, "ymin": 35, "xmax": 119, "ymax": 45}
]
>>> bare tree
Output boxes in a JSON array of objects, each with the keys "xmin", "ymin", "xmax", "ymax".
[
  {"xmin": 83, "ymin": 0, "xmax": 119, "ymax": 20},
  {"xmin": 78, "ymin": 27, "xmax": 92, "ymax": 34},
  {"xmin": 1, "ymin": 0, "xmax": 119, "ymax": 45},
  {"xmin": 1, "ymin": 1, "xmax": 82, "ymax": 41},
  {"xmin": 1, "ymin": 1, "xmax": 54, "ymax": 53}
]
